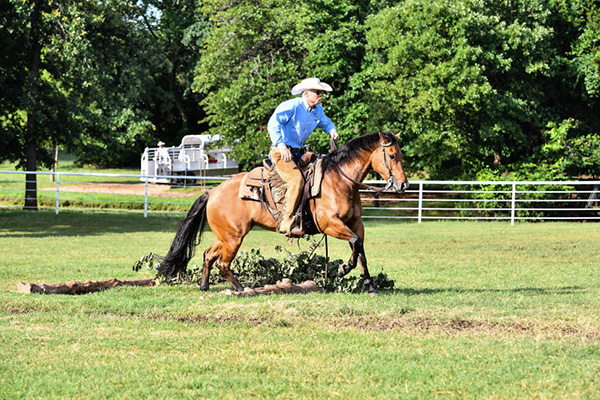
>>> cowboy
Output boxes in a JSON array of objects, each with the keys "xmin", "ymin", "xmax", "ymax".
[{"xmin": 267, "ymin": 77, "xmax": 339, "ymax": 236}]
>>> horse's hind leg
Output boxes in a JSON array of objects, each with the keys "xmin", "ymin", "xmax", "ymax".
[
  {"xmin": 200, "ymin": 242, "xmax": 220, "ymax": 291},
  {"xmin": 215, "ymin": 239, "xmax": 244, "ymax": 292},
  {"xmin": 201, "ymin": 238, "xmax": 244, "ymax": 292}
]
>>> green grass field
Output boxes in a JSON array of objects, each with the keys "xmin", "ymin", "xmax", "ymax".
[{"xmin": 1, "ymin": 211, "xmax": 600, "ymax": 399}]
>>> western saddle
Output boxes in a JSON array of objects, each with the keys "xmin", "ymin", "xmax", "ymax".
[{"xmin": 238, "ymin": 152, "xmax": 325, "ymax": 236}]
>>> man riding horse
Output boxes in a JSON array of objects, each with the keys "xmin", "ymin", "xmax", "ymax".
[
  {"xmin": 267, "ymin": 77, "xmax": 339, "ymax": 236},
  {"xmin": 157, "ymin": 78, "xmax": 408, "ymax": 294}
]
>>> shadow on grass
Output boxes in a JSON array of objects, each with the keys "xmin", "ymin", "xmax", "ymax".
[
  {"xmin": 0, "ymin": 210, "xmax": 183, "ymax": 237},
  {"xmin": 385, "ymin": 286, "xmax": 585, "ymax": 296}
]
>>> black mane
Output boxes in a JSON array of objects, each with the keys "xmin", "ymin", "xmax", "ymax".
[{"xmin": 321, "ymin": 131, "xmax": 397, "ymax": 172}]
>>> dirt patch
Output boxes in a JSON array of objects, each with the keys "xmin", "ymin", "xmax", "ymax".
[
  {"xmin": 332, "ymin": 315, "xmax": 600, "ymax": 340},
  {"xmin": 45, "ymin": 183, "xmax": 201, "ymax": 198},
  {"xmin": 172, "ymin": 315, "xmax": 269, "ymax": 326},
  {"xmin": 151, "ymin": 311, "xmax": 600, "ymax": 341}
]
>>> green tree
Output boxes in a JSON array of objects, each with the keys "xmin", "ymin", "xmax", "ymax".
[
  {"xmin": 361, "ymin": 0, "xmax": 561, "ymax": 178},
  {"xmin": 61, "ymin": 0, "xmax": 211, "ymax": 167},
  {"xmin": 0, "ymin": 0, "xmax": 28, "ymax": 165},
  {"xmin": 137, "ymin": 0, "xmax": 210, "ymax": 143},
  {"xmin": 1, "ymin": 1, "xmax": 159, "ymax": 208},
  {"xmin": 361, "ymin": 0, "xmax": 600, "ymax": 179},
  {"xmin": 556, "ymin": 0, "xmax": 600, "ymax": 99},
  {"xmin": 1, "ymin": 0, "xmax": 87, "ymax": 209},
  {"xmin": 194, "ymin": 0, "xmax": 374, "ymax": 168},
  {"xmin": 62, "ymin": 1, "xmax": 159, "ymax": 167}
]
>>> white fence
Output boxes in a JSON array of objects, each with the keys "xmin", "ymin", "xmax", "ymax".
[{"xmin": 1, "ymin": 170, "xmax": 599, "ymax": 223}]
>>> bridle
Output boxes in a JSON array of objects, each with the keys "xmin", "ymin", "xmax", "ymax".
[{"xmin": 335, "ymin": 141, "xmax": 397, "ymax": 193}]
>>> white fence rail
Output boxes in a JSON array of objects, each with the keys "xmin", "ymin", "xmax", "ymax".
[
  {"xmin": 1, "ymin": 170, "xmax": 599, "ymax": 223},
  {"xmin": 360, "ymin": 179, "xmax": 600, "ymax": 224}
]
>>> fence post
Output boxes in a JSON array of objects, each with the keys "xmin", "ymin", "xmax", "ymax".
[
  {"xmin": 418, "ymin": 182, "xmax": 423, "ymax": 223},
  {"xmin": 55, "ymin": 172, "xmax": 60, "ymax": 215},
  {"xmin": 511, "ymin": 182, "xmax": 516, "ymax": 225},
  {"xmin": 144, "ymin": 175, "xmax": 149, "ymax": 218}
]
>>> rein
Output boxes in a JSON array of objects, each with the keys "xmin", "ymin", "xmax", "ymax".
[{"xmin": 334, "ymin": 142, "xmax": 396, "ymax": 193}]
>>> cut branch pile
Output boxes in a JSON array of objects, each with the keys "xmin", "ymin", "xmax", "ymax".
[
  {"xmin": 17, "ymin": 278, "xmax": 156, "ymax": 295},
  {"xmin": 221, "ymin": 279, "xmax": 322, "ymax": 297},
  {"xmin": 16, "ymin": 276, "xmax": 320, "ymax": 297}
]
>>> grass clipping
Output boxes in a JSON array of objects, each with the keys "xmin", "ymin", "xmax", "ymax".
[{"xmin": 134, "ymin": 238, "xmax": 394, "ymax": 294}]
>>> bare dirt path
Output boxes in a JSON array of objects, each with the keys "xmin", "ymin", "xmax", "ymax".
[{"xmin": 47, "ymin": 183, "xmax": 201, "ymax": 197}]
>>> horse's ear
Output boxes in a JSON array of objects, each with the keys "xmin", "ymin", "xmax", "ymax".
[
  {"xmin": 395, "ymin": 131, "xmax": 402, "ymax": 139},
  {"xmin": 378, "ymin": 131, "xmax": 393, "ymax": 146}
]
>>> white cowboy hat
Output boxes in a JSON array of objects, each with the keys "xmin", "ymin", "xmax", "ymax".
[
  {"xmin": 157, "ymin": 141, "xmax": 165, "ymax": 146},
  {"xmin": 291, "ymin": 77, "xmax": 333, "ymax": 95}
]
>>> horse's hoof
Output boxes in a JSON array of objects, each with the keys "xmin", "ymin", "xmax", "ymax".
[
  {"xmin": 368, "ymin": 291, "xmax": 379, "ymax": 297},
  {"xmin": 200, "ymin": 285, "xmax": 209, "ymax": 292}
]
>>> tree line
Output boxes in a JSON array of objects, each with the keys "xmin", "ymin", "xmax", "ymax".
[{"xmin": 1, "ymin": 0, "xmax": 599, "ymax": 207}]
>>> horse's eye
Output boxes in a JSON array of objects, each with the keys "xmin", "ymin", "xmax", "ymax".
[{"xmin": 389, "ymin": 154, "xmax": 396, "ymax": 160}]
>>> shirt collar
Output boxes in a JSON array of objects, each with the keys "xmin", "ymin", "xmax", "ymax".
[{"xmin": 302, "ymin": 97, "xmax": 313, "ymax": 113}]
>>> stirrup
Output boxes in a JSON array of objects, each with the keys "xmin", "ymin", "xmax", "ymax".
[{"xmin": 285, "ymin": 226, "xmax": 305, "ymax": 238}]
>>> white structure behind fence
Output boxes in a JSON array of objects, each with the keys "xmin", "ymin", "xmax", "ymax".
[{"xmin": 1, "ymin": 170, "xmax": 599, "ymax": 223}]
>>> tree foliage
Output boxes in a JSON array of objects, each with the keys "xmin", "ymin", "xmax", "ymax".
[
  {"xmin": 194, "ymin": 0, "xmax": 376, "ymax": 167},
  {"xmin": 2, "ymin": 0, "xmax": 599, "ymax": 182},
  {"xmin": 193, "ymin": 0, "xmax": 599, "ymax": 178},
  {"xmin": 363, "ymin": 0, "xmax": 566, "ymax": 177},
  {"xmin": 0, "ymin": 0, "xmax": 209, "ymax": 170}
]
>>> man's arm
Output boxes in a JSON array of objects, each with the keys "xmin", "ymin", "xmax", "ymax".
[
  {"xmin": 267, "ymin": 103, "xmax": 294, "ymax": 162},
  {"xmin": 267, "ymin": 104, "xmax": 294, "ymax": 148},
  {"xmin": 316, "ymin": 107, "xmax": 338, "ymax": 141}
]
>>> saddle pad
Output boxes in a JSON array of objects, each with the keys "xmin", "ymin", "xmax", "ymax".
[
  {"xmin": 239, "ymin": 173, "xmax": 262, "ymax": 201},
  {"xmin": 244, "ymin": 167, "xmax": 267, "ymax": 188}
]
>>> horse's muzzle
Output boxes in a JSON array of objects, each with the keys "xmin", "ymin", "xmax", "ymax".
[{"xmin": 394, "ymin": 180, "xmax": 409, "ymax": 193}]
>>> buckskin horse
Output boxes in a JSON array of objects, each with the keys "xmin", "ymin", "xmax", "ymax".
[{"xmin": 157, "ymin": 131, "xmax": 408, "ymax": 294}]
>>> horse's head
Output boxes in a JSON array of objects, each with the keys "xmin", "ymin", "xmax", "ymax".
[{"xmin": 371, "ymin": 131, "xmax": 409, "ymax": 193}]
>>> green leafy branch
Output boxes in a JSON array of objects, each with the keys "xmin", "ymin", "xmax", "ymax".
[{"xmin": 133, "ymin": 237, "xmax": 395, "ymax": 293}]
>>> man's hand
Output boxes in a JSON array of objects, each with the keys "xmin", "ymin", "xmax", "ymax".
[
  {"xmin": 330, "ymin": 130, "xmax": 339, "ymax": 141},
  {"xmin": 279, "ymin": 146, "xmax": 293, "ymax": 162}
]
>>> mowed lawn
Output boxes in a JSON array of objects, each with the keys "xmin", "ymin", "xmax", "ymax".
[{"xmin": 1, "ymin": 210, "xmax": 599, "ymax": 399}]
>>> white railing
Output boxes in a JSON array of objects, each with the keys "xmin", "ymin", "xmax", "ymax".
[
  {"xmin": 360, "ymin": 179, "xmax": 600, "ymax": 224},
  {"xmin": 1, "ymin": 170, "xmax": 599, "ymax": 223},
  {"xmin": 0, "ymin": 170, "xmax": 228, "ymax": 218}
]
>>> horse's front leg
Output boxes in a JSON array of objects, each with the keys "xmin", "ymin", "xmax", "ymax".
[
  {"xmin": 323, "ymin": 218, "xmax": 376, "ymax": 295},
  {"xmin": 338, "ymin": 238, "xmax": 359, "ymax": 277},
  {"xmin": 348, "ymin": 220, "xmax": 376, "ymax": 294}
]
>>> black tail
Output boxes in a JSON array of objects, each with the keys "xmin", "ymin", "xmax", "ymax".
[{"xmin": 157, "ymin": 192, "xmax": 210, "ymax": 279}]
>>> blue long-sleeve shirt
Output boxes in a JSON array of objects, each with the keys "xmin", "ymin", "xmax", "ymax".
[{"xmin": 267, "ymin": 97, "xmax": 337, "ymax": 150}]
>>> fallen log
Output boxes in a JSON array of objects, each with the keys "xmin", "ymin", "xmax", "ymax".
[
  {"xmin": 221, "ymin": 279, "xmax": 322, "ymax": 297},
  {"xmin": 17, "ymin": 278, "xmax": 156, "ymax": 295}
]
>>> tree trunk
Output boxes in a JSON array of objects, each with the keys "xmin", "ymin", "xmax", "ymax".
[
  {"xmin": 24, "ymin": 0, "xmax": 42, "ymax": 211},
  {"xmin": 24, "ymin": 141, "xmax": 38, "ymax": 210}
]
